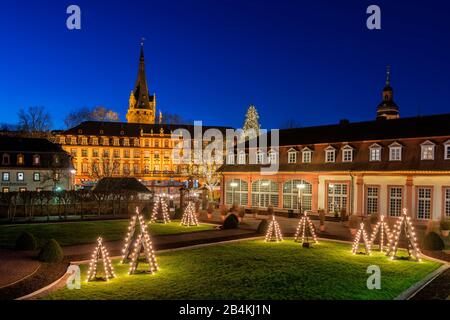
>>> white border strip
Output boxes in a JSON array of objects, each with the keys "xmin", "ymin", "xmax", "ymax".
[
  {"xmin": 0, "ymin": 264, "xmax": 41, "ymax": 290},
  {"xmin": 16, "ymin": 268, "xmax": 70, "ymax": 300}
]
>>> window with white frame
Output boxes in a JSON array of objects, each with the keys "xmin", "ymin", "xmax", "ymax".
[
  {"xmin": 282, "ymin": 180, "xmax": 312, "ymax": 211},
  {"xmin": 445, "ymin": 142, "xmax": 450, "ymax": 160},
  {"xmin": 366, "ymin": 186, "xmax": 379, "ymax": 215},
  {"xmin": 225, "ymin": 179, "xmax": 248, "ymax": 206},
  {"xmin": 369, "ymin": 144, "xmax": 382, "ymax": 161},
  {"xmin": 445, "ymin": 188, "xmax": 450, "ymax": 218},
  {"xmin": 251, "ymin": 180, "xmax": 279, "ymax": 208},
  {"xmin": 123, "ymin": 138, "xmax": 129, "ymax": 147},
  {"xmin": 417, "ymin": 187, "xmax": 432, "ymax": 220},
  {"xmin": 288, "ymin": 151, "xmax": 297, "ymax": 163},
  {"xmin": 302, "ymin": 150, "xmax": 312, "ymax": 163},
  {"xmin": 256, "ymin": 151, "xmax": 264, "ymax": 164},
  {"xmin": 238, "ymin": 152, "xmax": 246, "ymax": 164},
  {"xmin": 33, "ymin": 155, "xmax": 40, "ymax": 165},
  {"xmin": 342, "ymin": 146, "xmax": 353, "ymax": 162},
  {"xmin": 81, "ymin": 137, "xmax": 88, "ymax": 145},
  {"xmin": 420, "ymin": 141, "xmax": 435, "ymax": 160},
  {"xmin": 92, "ymin": 137, "xmax": 98, "ymax": 145},
  {"xmin": 59, "ymin": 137, "xmax": 66, "ymax": 144},
  {"xmin": 325, "ymin": 148, "xmax": 336, "ymax": 163},
  {"xmin": 227, "ymin": 153, "xmax": 235, "ymax": 165},
  {"xmin": 71, "ymin": 137, "xmax": 77, "ymax": 145},
  {"xmin": 389, "ymin": 144, "xmax": 402, "ymax": 161},
  {"xmin": 388, "ymin": 187, "xmax": 403, "ymax": 217},
  {"xmin": 268, "ymin": 151, "xmax": 277, "ymax": 164},
  {"xmin": 327, "ymin": 183, "xmax": 348, "ymax": 213}
]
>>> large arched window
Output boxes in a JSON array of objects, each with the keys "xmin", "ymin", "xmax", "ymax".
[
  {"xmin": 251, "ymin": 180, "xmax": 278, "ymax": 208},
  {"xmin": 225, "ymin": 179, "xmax": 248, "ymax": 206},
  {"xmin": 282, "ymin": 180, "xmax": 312, "ymax": 211}
]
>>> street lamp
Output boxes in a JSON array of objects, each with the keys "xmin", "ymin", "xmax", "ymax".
[{"xmin": 296, "ymin": 183, "xmax": 306, "ymax": 216}]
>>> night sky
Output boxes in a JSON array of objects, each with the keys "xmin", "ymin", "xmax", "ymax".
[{"xmin": 1, "ymin": 0, "xmax": 450, "ymax": 130}]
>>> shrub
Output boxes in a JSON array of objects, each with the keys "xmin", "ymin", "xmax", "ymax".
[
  {"xmin": 207, "ymin": 203, "xmax": 214, "ymax": 214},
  {"xmin": 223, "ymin": 214, "xmax": 239, "ymax": 229},
  {"xmin": 340, "ymin": 208, "xmax": 348, "ymax": 221},
  {"xmin": 440, "ymin": 219, "xmax": 450, "ymax": 231},
  {"xmin": 230, "ymin": 204, "xmax": 239, "ymax": 213},
  {"xmin": 257, "ymin": 219, "xmax": 269, "ymax": 234},
  {"xmin": 38, "ymin": 239, "xmax": 64, "ymax": 263},
  {"xmin": 220, "ymin": 206, "xmax": 228, "ymax": 217},
  {"xmin": 172, "ymin": 207, "xmax": 183, "ymax": 220},
  {"xmin": 348, "ymin": 215, "xmax": 360, "ymax": 229},
  {"xmin": 422, "ymin": 232, "xmax": 445, "ymax": 251},
  {"xmin": 267, "ymin": 205, "xmax": 274, "ymax": 215},
  {"xmin": 370, "ymin": 213, "xmax": 379, "ymax": 225},
  {"xmin": 15, "ymin": 231, "xmax": 38, "ymax": 251}
]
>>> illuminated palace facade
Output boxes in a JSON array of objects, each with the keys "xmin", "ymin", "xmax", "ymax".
[
  {"xmin": 55, "ymin": 45, "xmax": 228, "ymax": 190},
  {"xmin": 220, "ymin": 71, "xmax": 450, "ymax": 223}
]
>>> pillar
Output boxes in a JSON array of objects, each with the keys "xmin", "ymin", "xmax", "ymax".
[
  {"xmin": 406, "ymin": 176, "xmax": 413, "ymax": 217},
  {"xmin": 311, "ymin": 176, "xmax": 319, "ymax": 213},
  {"xmin": 247, "ymin": 176, "xmax": 252, "ymax": 208},
  {"xmin": 356, "ymin": 175, "xmax": 364, "ymax": 216}
]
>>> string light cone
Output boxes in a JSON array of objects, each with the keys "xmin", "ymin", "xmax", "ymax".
[
  {"xmin": 150, "ymin": 197, "xmax": 171, "ymax": 224},
  {"xmin": 386, "ymin": 208, "xmax": 422, "ymax": 261},
  {"xmin": 265, "ymin": 215, "xmax": 283, "ymax": 242},
  {"xmin": 121, "ymin": 207, "xmax": 158, "ymax": 275},
  {"xmin": 294, "ymin": 211, "xmax": 318, "ymax": 247},
  {"xmin": 352, "ymin": 222, "xmax": 372, "ymax": 255},
  {"xmin": 86, "ymin": 237, "xmax": 116, "ymax": 282},
  {"xmin": 181, "ymin": 202, "xmax": 199, "ymax": 226},
  {"xmin": 369, "ymin": 215, "xmax": 392, "ymax": 252}
]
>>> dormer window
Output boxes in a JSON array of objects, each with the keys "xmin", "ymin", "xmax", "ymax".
[
  {"xmin": 389, "ymin": 142, "xmax": 402, "ymax": 161},
  {"xmin": 369, "ymin": 143, "xmax": 382, "ymax": 162},
  {"xmin": 445, "ymin": 141, "xmax": 450, "ymax": 160},
  {"xmin": 256, "ymin": 151, "xmax": 264, "ymax": 164},
  {"xmin": 17, "ymin": 154, "xmax": 25, "ymax": 165},
  {"xmin": 238, "ymin": 151, "xmax": 246, "ymax": 165},
  {"xmin": 33, "ymin": 155, "xmax": 40, "ymax": 165},
  {"xmin": 325, "ymin": 146, "xmax": 336, "ymax": 163},
  {"xmin": 2, "ymin": 154, "xmax": 10, "ymax": 165},
  {"xmin": 54, "ymin": 155, "xmax": 60, "ymax": 165},
  {"xmin": 420, "ymin": 140, "xmax": 435, "ymax": 160},
  {"xmin": 227, "ymin": 152, "xmax": 235, "ymax": 165},
  {"xmin": 302, "ymin": 147, "xmax": 312, "ymax": 163},
  {"xmin": 288, "ymin": 149, "xmax": 297, "ymax": 164},
  {"xmin": 268, "ymin": 150, "xmax": 278, "ymax": 164},
  {"xmin": 342, "ymin": 145, "xmax": 354, "ymax": 162}
]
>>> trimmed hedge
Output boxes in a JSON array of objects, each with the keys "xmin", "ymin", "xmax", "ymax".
[
  {"xmin": 223, "ymin": 214, "xmax": 239, "ymax": 230},
  {"xmin": 15, "ymin": 231, "xmax": 38, "ymax": 251},
  {"xmin": 257, "ymin": 219, "xmax": 269, "ymax": 235},
  {"xmin": 422, "ymin": 232, "xmax": 445, "ymax": 251},
  {"xmin": 38, "ymin": 239, "xmax": 64, "ymax": 263}
]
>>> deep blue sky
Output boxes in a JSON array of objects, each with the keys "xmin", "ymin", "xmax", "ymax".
[{"xmin": 1, "ymin": 0, "xmax": 450, "ymax": 129}]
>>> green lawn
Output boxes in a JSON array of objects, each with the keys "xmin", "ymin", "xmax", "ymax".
[
  {"xmin": 0, "ymin": 220, "xmax": 215, "ymax": 248},
  {"xmin": 43, "ymin": 239, "xmax": 441, "ymax": 300}
]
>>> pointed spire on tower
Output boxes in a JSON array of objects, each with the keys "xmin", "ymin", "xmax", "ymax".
[
  {"xmin": 385, "ymin": 65, "xmax": 391, "ymax": 87},
  {"xmin": 376, "ymin": 65, "xmax": 399, "ymax": 120}
]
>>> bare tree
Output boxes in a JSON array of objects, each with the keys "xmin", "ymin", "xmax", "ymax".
[
  {"xmin": 280, "ymin": 118, "xmax": 302, "ymax": 129},
  {"xmin": 17, "ymin": 106, "xmax": 52, "ymax": 137},
  {"xmin": 64, "ymin": 106, "xmax": 119, "ymax": 128},
  {"xmin": 91, "ymin": 158, "xmax": 121, "ymax": 180}
]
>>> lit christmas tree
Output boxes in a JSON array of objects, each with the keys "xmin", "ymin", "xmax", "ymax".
[
  {"xmin": 150, "ymin": 197, "xmax": 171, "ymax": 224},
  {"xmin": 121, "ymin": 207, "xmax": 158, "ymax": 274},
  {"xmin": 86, "ymin": 237, "xmax": 116, "ymax": 282},
  {"xmin": 181, "ymin": 202, "xmax": 199, "ymax": 226},
  {"xmin": 352, "ymin": 222, "xmax": 372, "ymax": 255},
  {"xmin": 294, "ymin": 211, "xmax": 318, "ymax": 247},
  {"xmin": 242, "ymin": 105, "xmax": 261, "ymax": 141},
  {"xmin": 369, "ymin": 215, "xmax": 392, "ymax": 252},
  {"xmin": 386, "ymin": 208, "xmax": 422, "ymax": 261},
  {"xmin": 265, "ymin": 215, "xmax": 283, "ymax": 242}
]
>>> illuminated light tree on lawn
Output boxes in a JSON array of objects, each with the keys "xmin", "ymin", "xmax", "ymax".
[
  {"xmin": 121, "ymin": 207, "xmax": 158, "ymax": 274},
  {"xmin": 352, "ymin": 222, "xmax": 372, "ymax": 255},
  {"xmin": 294, "ymin": 211, "xmax": 318, "ymax": 247},
  {"xmin": 369, "ymin": 215, "xmax": 392, "ymax": 252},
  {"xmin": 86, "ymin": 237, "xmax": 116, "ymax": 282},
  {"xmin": 386, "ymin": 208, "xmax": 422, "ymax": 261},
  {"xmin": 265, "ymin": 215, "xmax": 283, "ymax": 242},
  {"xmin": 181, "ymin": 202, "xmax": 199, "ymax": 227},
  {"xmin": 150, "ymin": 197, "xmax": 171, "ymax": 224}
]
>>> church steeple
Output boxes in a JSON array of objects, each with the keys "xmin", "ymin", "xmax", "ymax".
[
  {"xmin": 126, "ymin": 41, "xmax": 156, "ymax": 124},
  {"xmin": 376, "ymin": 65, "xmax": 400, "ymax": 120}
]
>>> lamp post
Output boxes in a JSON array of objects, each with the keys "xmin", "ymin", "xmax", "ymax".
[
  {"xmin": 230, "ymin": 182, "xmax": 238, "ymax": 205},
  {"xmin": 296, "ymin": 183, "xmax": 306, "ymax": 216}
]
